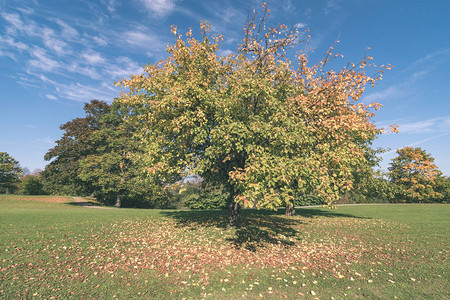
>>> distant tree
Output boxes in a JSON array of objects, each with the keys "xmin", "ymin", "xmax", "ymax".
[
  {"xmin": 341, "ymin": 147, "xmax": 396, "ymax": 203},
  {"xmin": 19, "ymin": 175, "xmax": 45, "ymax": 195},
  {"xmin": 78, "ymin": 101, "xmax": 170, "ymax": 208},
  {"xmin": 0, "ymin": 152, "xmax": 22, "ymax": 194},
  {"xmin": 41, "ymin": 100, "xmax": 111, "ymax": 196},
  {"xmin": 341, "ymin": 170, "xmax": 396, "ymax": 203},
  {"xmin": 434, "ymin": 175, "xmax": 450, "ymax": 203},
  {"xmin": 117, "ymin": 5, "xmax": 393, "ymax": 225},
  {"xmin": 388, "ymin": 147, "xmax": 442, "ymax": 202}
]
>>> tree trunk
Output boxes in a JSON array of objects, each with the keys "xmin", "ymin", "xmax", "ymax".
[
  {"xmin": 285, "ymin": 203, "xmax": 296, "ymax": 216},
  {"xmin": 229, "ymin": 199, "xmax": 241, "ymax": 227},
  {"xmin": 115, "ymin": 176, "xmax": 124, "ymax": 208},
  {"xmin": 227, "ymin": 185, "xmax": 241, "ymax": 227},
  {"xmin": 114, "ymin": 193, "xmax": 121, "ymax": 208}
]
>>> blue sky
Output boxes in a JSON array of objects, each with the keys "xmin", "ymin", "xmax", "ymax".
[{"xmin": 1, "ymin": 0, "xmax": 449, "ymax": 175}]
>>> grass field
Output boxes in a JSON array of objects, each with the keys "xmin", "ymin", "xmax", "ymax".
[{"xmin": 0, "ymin": 195, "xmax": 448, "ymax": 299}]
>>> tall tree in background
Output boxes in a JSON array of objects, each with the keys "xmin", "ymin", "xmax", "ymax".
[
  {"xmin": 117, "ymin": 5, "xmax": 393, "ymax": 226},
  {"xmin": 388, "ymin": 147, "xmax": 442, "ymax": 202},
  {"xmin": 78, "ymin": 101, "xmax": 170, "ymax": 208},
  {"xmin": 41, "ymin": 100, "xmax": 111, "ymax": 196},
  {"xmin": 434, "ymin": 175, "xmax": 450, "ymax": 203},
  {"xmin": 0, "ymin": 152, "xmax": 22, "ymax": 194},
  {"xmin": 342, "ymin": 148, "xmax": 395, "ymax": 203}
]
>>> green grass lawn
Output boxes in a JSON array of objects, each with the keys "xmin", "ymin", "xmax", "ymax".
[{"xmin": 0, "ymin": 195, "xmax": 448, "ymax": 299}]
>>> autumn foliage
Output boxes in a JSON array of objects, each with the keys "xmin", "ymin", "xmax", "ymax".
[
  {"xmin": 389, "ymin": 147, "xmax": 442, "ymax": 202},
  {"xmin": 118, "ymin": 5, "xmax": 393, "ymax": 225}
]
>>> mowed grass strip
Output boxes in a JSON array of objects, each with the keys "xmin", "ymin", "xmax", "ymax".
[{"xmin": 0, "ymin": 195, "xmax": 448, "ymax": 299}]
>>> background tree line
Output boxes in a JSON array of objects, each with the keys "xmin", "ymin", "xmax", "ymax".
[{"xmin": 1, "ymin": 108, "xmax": 449, "ymax": 208}]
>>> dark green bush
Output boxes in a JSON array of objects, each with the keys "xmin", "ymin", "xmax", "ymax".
[
  {"xmin": 293, "ymin": 194, "xmax": 324, "ymax": 206},
  {"xmin": 19, "ymin": 175, "xmax": 46, "ymax": 195},
  {"xmin": 181, "ymin": 184, "xmax": 228, "ymax": 210}
]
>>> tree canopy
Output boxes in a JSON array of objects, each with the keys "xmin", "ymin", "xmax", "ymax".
[
  {"xmin": 0, "ymin": 152, "xmax": 22, "ymax": 194},
  {"xmin": 42, "ymin": 100, "xmax": 111, "ymax": 196},
  {"xmin": 78, "ymin": 101, "xmax": 170, "ymax": 208},
  {"xmin": 117, "ymin": 6, "xmax": 393, "ymax": 225},
  {"xmin": 389, "ymin": 146, "xmax": 442, "ymax": 202}
]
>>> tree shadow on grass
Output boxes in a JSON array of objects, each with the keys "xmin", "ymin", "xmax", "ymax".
[
  {"xmin": 162, "ymin": 208, "xmax": 369, "ymax": 251},
  {"xmin": 293, "ymin": 208, "xmax": 370, "ymax": 219},
  {"xmin": 66, "ymin": 201, "xmax": 94, "ymax": 207}
]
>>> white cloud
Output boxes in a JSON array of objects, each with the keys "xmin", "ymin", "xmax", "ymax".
[
  {"xmin": 28, "ymin": 47, "xmax": 61, "ymax": 71},
  {"xmin": 0, "ymin": 35, "xmax": 28, "ymax": 51},
  {"xmin": 1, "ymin": 12, "xmax": 39, "ymax": 36},
  {"xmin": 140, "ymin": 0, "xmax": 177, "ymax": 17},
  {"xmin": 0, "ymin": 6, "xmax": 161, "ymax": 104},
  {"xmin": 105, "ymin": 56, "xmax": 143, "ymax": 80},
  {"xmin": 1, "ymin": 12, "xmax": 24, "ymax": 32},
  {"xmin": 55, "ymin": 82, "xmax": 118, "ymax": 102},
  {"xmin": 86, "ymin": 34, "xmax": 108, "ymax": 46},
  {"xmin": 363, "ymin": 70, "xmax": 428, "ymax": 104},
  {"xmin": 219, "ymin": 7, "xmax": 244, "ymax": 24},
  {"xmin": 294, "ymin": 22, "xmax": 307, "ymax": 29},
  {"xmin": 67, "ymin": 63, "xmax": 101, "ymax": 80},
  {"xmin": 42, "ymin": 28, "xmax": 70, "ymax": 56},
  {"xmin": 363, "ymin": 85, "xmax": 407, "ymax": 104},
  {"xmin": 123, "ymin": 29, "xmax": 163, "ymax": 49},
  {"xmin": 54, "ymin": 19, "xmax": 80, "ymax": 40},
  {"xmin": 16, "ymin": 7, "xmax": 35, "ymax": 15},
  {"xmin": 103, "ymin": 0, "xmax": 118, "ymax": 12},
  {"xmin": 413, "ymin": 48, "xmax": 450, "ymax": 66},
  {"xmin": 35, "ymin": 137, "xmax": 56, "ymax": 147},
  {"xmin": 408, "ymin": 132, "xmax": 450, "ymax": 147},
  {"xmin": 202, "ymin": 3, "xmax": 245, "ymax": 28},
  {"xmin": 82, "ymin": 51, "xmax": 106, "ymax": 65},
  {"xmin": 397, "ymin": 117, "xmax": 450, "ymax": 134}
]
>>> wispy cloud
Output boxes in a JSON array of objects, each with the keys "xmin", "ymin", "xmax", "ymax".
[
  {"xmin": 295, "ymin": 22, "xmax": 307, "ymax": 29},
  {"xmin": 82, "ymin": 50, "xmax": 106, "ymax": 65},
  {"xmin": 397, "ymin": 116, "xmax": 450, "ymax": 134},
  {"xmin": 413, "ymin": 48, "xmax": 450, "ymax": 66},
  {"xmin": 363, "ymin": 85, "xmax": 408, "ymax": 104},
  {"xmin": 0, "ymin": 35, "xmax": 28, "ymax": 51},
  {"xmin": 324, "ymin": 0, "xmax": 341, "ymax": 14},
  {"xmin": 123, "ymin": 29, "xmax": 164, "ymax": 50},
  {"xmin": 0, "ymin": 7, "xmax": 153, "ymax": 102},
  {"xmin": 28, "ymin": 47, "xmax": 61, "ymax": 71},
  {"xmin": 201, "ymin": 2, "xmax": 246, "ymax": 37},
  {"xmin": 408, "ymin": 132, "xmax": 450, "ymax": 146},
  {"xmin": 363, "ymin": 70, "xmax": 428, "ymax": 104},
  {"xmin": 105, "ymin": 56, "xmax": 144, "ymax": 80},
  {"xmin": 55, "ymin": 82, "xmax": 118, "ymax": 102},
  {"xmin": 54, "ymin": 19, "xmax": 80, "ymax": 40},
  {"xmin": 34, "ymin": 137, "xmax": 56, "ymax": 150},
  {"xmin": 102, "ymin": 0, "xmax": 118, "ymax": 13},
  {"xmin": 381, "ymin": 131, "xmax": 450, "ymax": 157},
  {"xmin": 140, "ymin": 0, "xmax": 177, "ymax": 18}
]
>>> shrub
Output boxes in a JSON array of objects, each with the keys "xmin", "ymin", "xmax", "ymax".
[{"xmin": 20, "ymin": 175, "xmax": 46, "ymax": 195}]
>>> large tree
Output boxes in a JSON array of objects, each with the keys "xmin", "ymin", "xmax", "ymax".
[
  {"xmin": 388, "ymin": 147, "xmax": 442, "ymax": 202},
  {"xmin": 0, "ymin": 152, "xmax": 22, "ymax": 194},
  {"xmin": 41, "ymin": 100, "xmax": 111, "ymax": 196},
  {"xmin": 78, "ymin": 101, "xmax": 169, "ymax": 208},
  {"xmin": 117, "ymin": 6, "xmax": 392, "ymax": 225}
]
